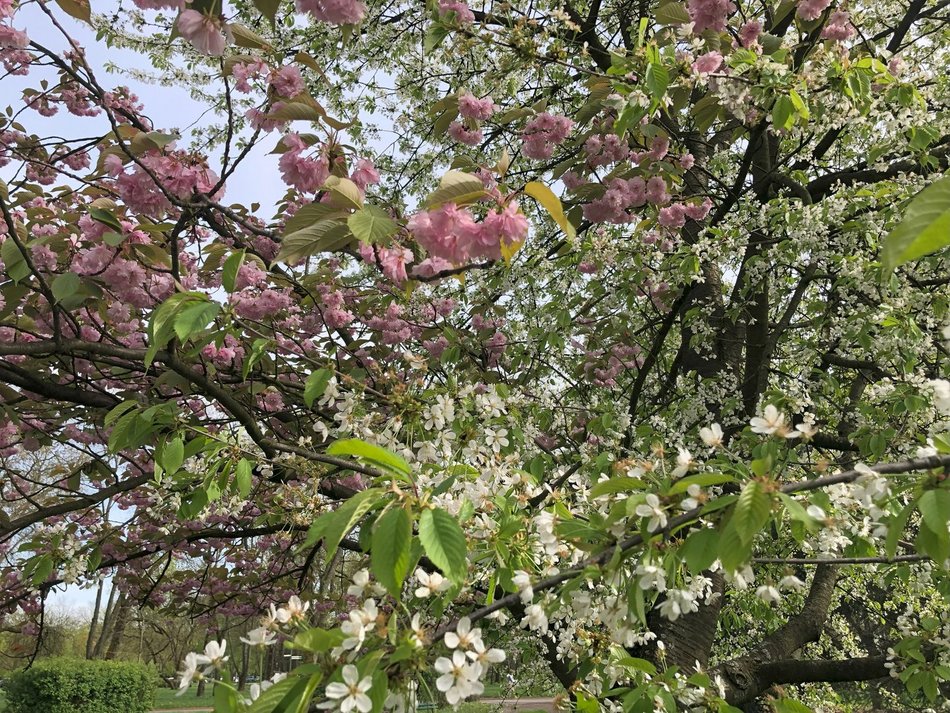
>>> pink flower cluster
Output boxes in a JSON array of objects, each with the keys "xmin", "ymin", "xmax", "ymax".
[
  {"xmin": 177, "ymin": 9, "xmax": 232, "ymax": 56},
  {"xmin": 408, "ymin": 201, "xmax": 528, "ymax": 265},
  {"xmin": 0, "ymin": 23, "xmax": 28, "ymax": 49},
  {"xmin": 132, "ymin": 0, "xmax": 183, "ymax": 9},
  {"xmin": 459, "ymin": 92, "xmax": 495, "ymax": 121},
  {"xmin": 278, "ymin": 134, "xmax": 329, "ymax": 193},
  {"xmin": 350, "ymin": 158, "xmax": 380, "ymax": 191},
  {"xmin": 692, "ymin": 51, "xmax": 723, "ymax": 75},
  {"xmin": 447, "ymin": 92, "xmax": 495, "ymax": 147},
  {"xmin": 438, "ymin": 0, "xmax": 474, "ymax": 24},
  {"xmin": 359, "ymin": 243, "xmax": 414, "ymax": 284},
  {"xmin": 687, "ymin": 0, "xmax": 736, "ymax": 33},
  {"xmin": 447, "ymin": 122, "xmax": 483, "ymax": 146},
  {"xmin": 366, "ymin": 302, "xmax": 415, "ymax": 344},
  {"xmin": 295, "ymin": 0, "xmax": 366, "ymax": 24},
  {"xmin": 581, "ymin": 176, "xmax": 669, "ymax": 224},
  {"xmin": 583, "ymin": 343, "xmax": 643, "ymax": 388},
  {"xmin": 585, "ymin": 133, "xmax": 630, "ymax": 167},
  {"xmin": 821, "ymin": 10, "xmax": 854, "ymax": 41},
  {"xmin": 0, "ymin": 0, "xmax": 16, "ymax": 18},
  {"xmin": 231, "ymin": 59, "xmax": 267, "ymax": 92},
  {"xmin": 521, "ymin": 113, "xmax": 573, "ymax": 160},
  {"xmin": 739, "ymin": 20, "xmax": 762, "ymax": 48},
  {"xmin": 796, "ymin": 0, "xmax": 831, "ymax": 21},
  {"xmin": 657, "ymin": 198, "xmax": 713, "ymax": 229},
  {"xmin": 112, "ymin": 150, "xmax": 222, "ymax": 216},
  {"xmin": 270, "ymin": 65, "xmax": 305, "ymax": 98}
]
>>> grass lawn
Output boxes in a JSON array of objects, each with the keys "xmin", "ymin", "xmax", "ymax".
[{"xmin": 153, "ymin": 685, "xmax": 213, "ymax": 709}]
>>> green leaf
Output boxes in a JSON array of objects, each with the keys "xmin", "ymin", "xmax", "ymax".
[
  {"xmin": 371, "ymin": 507, "xmax": 412, "ymax": 597},
  {"xmin": 252, "ymin": 0, "xmax": 281, "ymax": 24},
  {"xmin": 523, "ymin": 181, "xmax": 576, "ymax": 239},
  {"xmin": 771, "ymin": 95, "xmax": 795, "ymax": 130},
  {"xmin": 1, "ymin": 238, "xmax": 31, "ymax": 283},
  {"xmin": 654, "ymin": 2, "xmax": 690, "ymax": 25},
  {"xmin": 425, "ymin": 171, "xmax": 488, "ymax": 209},
  {"xmin": 51, "ymin": 272, "xmax": 81, "ymax": 304},
  {"xmin": 718, "ymin": 519, "xmax": 751, "ymax": 572},
  {"xmin": 230, "ymin": 23, "xmax": 273, "ymax": 50},
  {"xmin": 668, "ymin": 472, "xmax": 736, "ymax": 495},
  {"xmin": 883, "ymin": 174, "xmax": 950, "ymax": 271},
  {"xmin": 221, "ymin": 249, "xmax": 245, "ymax": 293},
  {"xmin": 772, "ymin": 700, "xmax": 813, "ymax": 713},
  {"xmin": 214, "ymin": 682, "xmax": 238, "ymax": 712},
  {"xmin": 282, "ymin": 202, "xmax": 344, "ymax": 236},
  {"xmin": 590, "ymin": 476, "xmax": 645, "ymax": 499},
  {"xmin": 324, "ymin": 176, "xmax": 363, "ymax": 210},
  {"xmin": 290, "ymin": 628, "xmax": 346, "ymax": 654},
  {"xmin": 321, "ymin": 488, "xmax": 385, "ymax": 562},
  {"xmin": 680, "ymin": 528, "xmax": 719, "ymax": 573},
  {"xmin": 733, "ymin": 481, "xmax": 772, "ymax": 545},
  {"xmin": 327, "ymin": 438, "xmax": 411, "ymax": 478},
  {"xmin": 645, "ymin": 61, "xmax": 669, "ymax": 102},
  {"xmin": 54, "ymin": 0, "xmax": 91, "ymax": 24},
  {"xmin": 235, "ymin": 458, "xmax": 253, "ymax": 497},
  {"xmin": 304, "ymin": 368, "xmax": 333, "ymax": 408},
  {"xmin": 885, "ymin": 502, "xmax": 914, "ymax": 558},
  {"xmin": 162, "ymin": 437, "xmax": 185, "ymax": 474},
  {"xmin": 276, "ymin": 219, "xmax": 353, "ymax": 263},
  {"xmin": 347, "ymin": 205, "xmax": 399, "ymax": 244},
  {"xmin": 146, "ymin": 291, "xmax": 207, "ymax": 365},
  {"xmin": 173, "ymin": 300, "xmax": 220, "ymax": 341},
  {"xmin": 418, "ymin": 507, "xmax": 467, "ymax": 582},
  {"xmin": 918, "ymin": 489, "xmax": 950, "ymax": 538},
  {"xmin": 89, "ymin": 207, "xmax": 123, "ymax": 232},
  {"xmin": 268, "ymin": 102, "xmax": 326, "ymax": 123}
]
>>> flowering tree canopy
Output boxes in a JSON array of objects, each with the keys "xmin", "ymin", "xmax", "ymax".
[{"xmin": 3, "ymin": 0, "xmax": 950, "ymax": 710}]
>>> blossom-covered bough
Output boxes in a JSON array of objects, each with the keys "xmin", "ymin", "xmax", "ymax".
[{"xmin": 2, "ymin": 0, "xmax": 950, "ymax": 710}]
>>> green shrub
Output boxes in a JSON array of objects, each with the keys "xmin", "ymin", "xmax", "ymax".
[{"xmin": 5, "ymin": 658, "xmax": 155, "ymax": 713}]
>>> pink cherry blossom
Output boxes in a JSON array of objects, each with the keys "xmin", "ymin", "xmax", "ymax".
[
  {"xmin": 350, "ymin": 158, "xmax": 380, "ymax": 190},
  {"xmin": 295, "ymin": 0, "xmax": 366, "ymax": 25},
  {"xmin": 132, "ymin": 0, "xmax": 184, "ymax": 9},
  {"xmin": 378, "ymin": 246, "xmax": 413, "ymax": 284},
  {"xmin": 687, "ymin": 0, "xmax": 736, "ymax": 33},
  {"xmin": 821, "ymin": 10, "xmax": 854, "ymax": 41},
  {"xmin": 177, "ymin": 9, "xmax": 232, "ymax": 56},
  {"xmin": 278, "ymin": 134, "xmax": 329, "ymax": 193},
  {"xmin": 739, "ymin": 20, "xmax": 762, "ymax": 48},
  {"xmin": 458, "ymin": 92, "xmax": 495, "ymax": 121},
  {"xmin": 521, "ymin": 112, "xmax": 573, "ymax": 160},
  {"xmin": 0, "ymin": 24, "xmax": 28, "ymax": 48},
  {"xmin": 448, "ymin": 121, "xmax": 483, "ymax": 146},
  {"xmin": 692, "ymin": 51, "xmax": 723, "ymax": 75},
  {"xmin": 438, "ymin": 0, "xmax": 474, "ymax": 24},
  {"xmin": 270, "ymin": 65, "xmax": 305, "ymax": 98},
  {"xmin": 231, "ymin": 60, "xmax": 266, "ymax": 92},
  {"xmin": 0, "ymin": 0, "xmax": 16, "ymax": 19},
  {"xmin": 796, "ymin": 0, "xmax": 831, "ymax": 21}
]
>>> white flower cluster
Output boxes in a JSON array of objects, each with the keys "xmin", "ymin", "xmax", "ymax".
[{"xmin": 434, "ymin": 617, "xmax": 505, "ymax": 706}]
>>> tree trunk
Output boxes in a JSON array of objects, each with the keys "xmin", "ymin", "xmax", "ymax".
[
  {"xmin": 85, "ymin": 579, "xmax": 104, "ymax": 659},
  {"xmin": 92, "ymin": 583, "xmax": 117, "ymax": 658},
  {"xmin": 105, "ymin": 591, "xmax": 130, "ymax": 659}
]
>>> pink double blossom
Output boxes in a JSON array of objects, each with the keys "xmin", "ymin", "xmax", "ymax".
[
  {"xmin": 796, "ymin": 0, "xmax": 831, "ymax": 21},
  {"xmin": 295, "ymin": 0, "xmax": 366, "ymax": 24},
  {"xmin": 177, "ymin": 9, "xmax": 232, "ymax": 56},
  {"xmin": 438, "ymin": 0, "xmax": 474, "ymax": 24},
  {"xmin": 687, "ymin": 0, "xmax": 736, "ymax": 33},
  {"xmin": 521, "ymin": 112, "xmax": 573, "ymax": 160},
  {"xmin": 458, "ymin": 92, "xmax": 495, "ymax": 121},
  {"xmin": 448, "ymin": 121, "xmax": 483, "ymax": 146}
]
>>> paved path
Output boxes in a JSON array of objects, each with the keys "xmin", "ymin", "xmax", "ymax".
[{"xmin": 151, "ymin": 697, "xmax": 557, "ymax": 713}]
